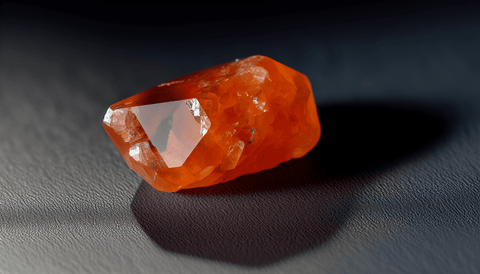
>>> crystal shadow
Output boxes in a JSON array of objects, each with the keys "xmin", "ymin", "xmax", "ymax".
[{"xmin": 131, "ymin": 100, "xmax": 453, "ymax": 266}]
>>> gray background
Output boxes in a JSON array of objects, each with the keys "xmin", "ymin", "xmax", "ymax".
[{"xmin": 1, "ymin": 1, "xmax": 480, "ymax": 273}]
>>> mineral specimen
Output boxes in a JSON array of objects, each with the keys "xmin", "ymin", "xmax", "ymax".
[{"xmin": 103, "ymin": 55, "xmax": 321, "ymax": 192}]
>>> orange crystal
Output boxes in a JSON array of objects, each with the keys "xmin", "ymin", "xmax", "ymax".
[{"xmin": 103, "ymin": 55, "xmax": 321, "ymax": 192}]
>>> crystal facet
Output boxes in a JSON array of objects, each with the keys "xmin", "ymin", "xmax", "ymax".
[
  {"xmin": 132, "ymin": 99, "xmax": 210, "ymax": 168},
  {"xmin": 103, "ymin": 55, "xmax": 321, "ymax": 192}
]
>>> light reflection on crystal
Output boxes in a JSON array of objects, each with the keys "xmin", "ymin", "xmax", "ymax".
[
  {"xmin": 252, "ymin": 67, "xmax": 269, "ymax": 83},
  {"xmin": 252, "ymin": 97, "xmax": 266, "ymax": 111},
  {"xmin": 129, "ymin": 143, "xmax": 141, "ymax": 161},
  {"xmin": 103, "ymin": 108, "xmax": 113, "ymax": 125},
  {"xmin": 200, "ymin": 116, "xmax": 210, "ymax": 136},
  {"xmin": 220, "ymin": 140, "xmax": 245, "ymax": 170},
  {"xmin": 186, "ymin": 98, "xmax": 201, "ymax": 116}
]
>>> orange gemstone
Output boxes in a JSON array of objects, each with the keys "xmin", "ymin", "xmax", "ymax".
[{"xmin": 103, "ymin": 55, "xmax": 321, "ymax": 192}]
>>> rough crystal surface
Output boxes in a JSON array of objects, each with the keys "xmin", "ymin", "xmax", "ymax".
[{"xmin": 103, "ymin": 55, "xmax": 321, "ymax": 192}]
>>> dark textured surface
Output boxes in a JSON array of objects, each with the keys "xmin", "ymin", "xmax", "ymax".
[{"xmin": 1, "ymin": 1, "xmax": 480, "ymax": 273}]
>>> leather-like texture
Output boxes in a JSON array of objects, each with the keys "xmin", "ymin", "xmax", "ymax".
[{"xmin": 1, "ymin": 2, "xmax": 479, "ymax": 273}]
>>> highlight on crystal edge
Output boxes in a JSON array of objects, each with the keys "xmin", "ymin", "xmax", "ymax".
[{"xmin": 102, "ymin": 55, "xmax": 321, "ymax": 192}]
